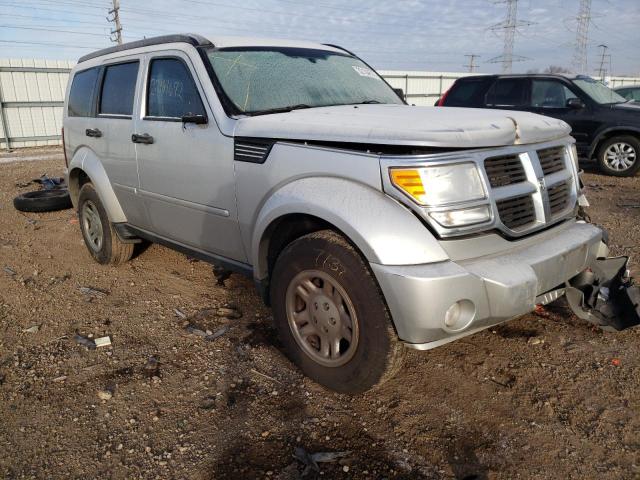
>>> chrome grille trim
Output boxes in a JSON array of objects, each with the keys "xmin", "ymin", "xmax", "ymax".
[{"xmin": 380, "ymin": 139, "xmax": 579, "ymax": 239}]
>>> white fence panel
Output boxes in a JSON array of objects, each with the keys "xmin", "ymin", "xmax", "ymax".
[{"xmin": 0, "ymin": 58, "xmax": 74, "ymax": 149}]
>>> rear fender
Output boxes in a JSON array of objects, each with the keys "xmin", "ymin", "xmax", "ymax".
[{"xmin": 67, "ymin": 147, "xmax": 127, "ymax": 223}]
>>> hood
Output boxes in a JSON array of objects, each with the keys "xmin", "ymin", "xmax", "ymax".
[
  {"xmin": 611, "ymin": 101, "xmax": 640, "ymax": 114},
  {"xmin": 234, "ymin": 105, "xmax": 571, "ymax": 148}
]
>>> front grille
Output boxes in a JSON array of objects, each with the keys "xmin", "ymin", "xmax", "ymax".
[
  {"xmin": 538, "ymin": 146, "xmax": 565, "ymax": 175},
  {"xmin": 496, "ymin": 194, "xmax": 536, "ymax": 230},
  {"xmin": 484, "ymin": 154, "xmax": 527, "ymax": 188},
  {"xmin": 547, "ymin": 181, "xmax": 570, "ymax": 216}
]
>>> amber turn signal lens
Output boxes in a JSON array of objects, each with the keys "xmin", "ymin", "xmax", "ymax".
[{"xmin": 389, "ymin": 169, "xmax": 426, "ymax": 204}]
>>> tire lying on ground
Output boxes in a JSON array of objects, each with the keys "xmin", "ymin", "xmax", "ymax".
[{"xmin": 13, "ymin": 189, "xmax": 73, "ymax": 213}]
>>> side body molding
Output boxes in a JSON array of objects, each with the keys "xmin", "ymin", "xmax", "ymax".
[
  {"xmin": 67, "ymin": 147, "xmax": 128, "ymax": 223},
  {"xmin": 251, "ymin": 176, "xmax": 450, "ymax": 280}
]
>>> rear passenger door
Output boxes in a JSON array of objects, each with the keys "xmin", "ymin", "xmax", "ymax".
[
  {"xmin": 95, "ymin": 59, "xmax": 149, "ymax": 227},
  {"xmin": 134, "ymin": 52, "xmax": 245, "ymax": 262}
]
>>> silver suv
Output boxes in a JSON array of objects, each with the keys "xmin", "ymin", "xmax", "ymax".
[{"xmin": 63, "ymin": 34, "xmax": 639, "ymax": 393}]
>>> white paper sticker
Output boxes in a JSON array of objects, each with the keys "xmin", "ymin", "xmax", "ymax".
[{"xmin": 352, "ymin": 65, "xmax": 379, "ymax": 79}]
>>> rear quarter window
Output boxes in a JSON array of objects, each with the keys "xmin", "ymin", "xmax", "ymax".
[
  {"xmin": 68, "ymin": 67, "xmax": 99, "ymax": 117},
  {"xmin": 444, "ymin": 79, "xmax": 489, "ymax": 106}
]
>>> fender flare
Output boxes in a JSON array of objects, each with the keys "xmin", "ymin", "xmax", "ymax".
[
  {"xmin": 251, "ymin": 176, "xmax": 449, "ymax": 280},
  {"xmin": 588, "ymin": 126, "xmax": 640, "ymax": 158},
  {"xmin": 67, "ymin": 147, "xmax": 127, "ymax": 223}
]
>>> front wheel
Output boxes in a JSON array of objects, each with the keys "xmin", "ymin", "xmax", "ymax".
[
  {"xmin": 78, "ymin": 183, "xmax": 134, "ymax": 265},
  {"xmin": 270, "ymin": 230, "xmax": 405, "ymax": 393},
  {"xmin": 597, "ymin": 135, "xmax": 640, "ymax": 177}
]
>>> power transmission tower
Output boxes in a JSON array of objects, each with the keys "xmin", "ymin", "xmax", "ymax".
[
  {"xmin": 107, "ymin": 0, "xmax": 123, "ymax": 45},
  {"xmin": 488, "ymin": 0, "xmax": 531, "ymax": 73},
  {"xmin": 464, "ymin": 54, "xmax": 480, "ymax": 73},
  {"xmin": 571, "ymin": 0, "xmax": 591, "ymax": 74}
]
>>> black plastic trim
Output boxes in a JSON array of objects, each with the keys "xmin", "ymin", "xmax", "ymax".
[
  {"xmin": 234, "ymin": 137, "xmax": 276, "ymax": 164},
  {"xmin": 125, "ymin": 225, "xmax": 253, "ymax": 278},
  {"xmin": 78, "ymin": 34, "xmax": 213, "ymax": 63}
]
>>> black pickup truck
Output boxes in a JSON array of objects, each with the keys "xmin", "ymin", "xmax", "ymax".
[{"xmin": 438, "ymin": 74, "xmax": 640, "ymax": 176}]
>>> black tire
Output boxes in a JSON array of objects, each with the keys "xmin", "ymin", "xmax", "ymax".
[
  {"xmin": 77, "ymin": 183, "xmax": 134, "ymax": 265},
  {"xmin": 270, "ymin": 230, "xmax": 405, "ymax": 394},
  {"xmin": 13, "ymin": 189, "xmax": 72, "ymax": 212},
  {"xmin": 596, "ymin": 135, "xmax": 640, "ymax": 177}
]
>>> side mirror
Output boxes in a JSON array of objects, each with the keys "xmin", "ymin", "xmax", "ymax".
[
  {"xmin": 182, "ymin": 113, "xmax": 208, "ymax": 125},
  {"xmin": 566, "ymin": 98, "xmax": 585, "ymax": 109},
  {"xmin": 393, "ymin": 88, "xmax": 405, "ymax": 101}
]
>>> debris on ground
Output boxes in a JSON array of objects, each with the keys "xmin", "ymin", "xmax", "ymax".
[
  {"xmin": 3, "ymin": 266, "xmax": 16, "ymax": 277},
  {"xmin": 212, "ymin": 265, "xmax": 232, "ymax": 286},
  {"xmin": 293, "ymin": 447, "xmax": 352, "ymax": 474},
  {"xmin": 94, "ymin": 336, "xmax": 112, "ymax": 348},
  {"xmin": 216, "ymin": 307, "xmax": 242, "ymax": 319},
  {"xmin": 144, "ymin": 356, "xmax": 160, "ymax": 378},
  {"xmin": 185, "ymin": 323, "xmax": 230, "ymax": 342},
  {"xmin": 174, "ymin": 308, "xmax": 186, "ymax": 319},
  {"xmin": 611, "ymin": 358, "xmax": 621, "ymax": 367},
  {"xmin": 74, "ymin": 334, "xmax": 96, "ymax": 350},
  {"xmin": 52, "ymin": 375, "xmax": 67, "ymax": 383},
  {"xmin": 22, "ymin": 325, "xmax": 40, "ymax": 333},
  {"xmin": 78, "ymin": 286, "xmax": 109, "ymax": 300},
  {"xmin": 97, "ymin": 389, "xmax": 113, "ymax": 401}
]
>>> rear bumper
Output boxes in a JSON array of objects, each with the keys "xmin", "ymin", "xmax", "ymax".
[{"xmin": 371, "ymin": 222, "xmax": 606, "ymax": 349}]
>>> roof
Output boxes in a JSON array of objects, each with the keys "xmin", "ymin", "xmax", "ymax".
[
  {"xmin": 457, "ymin": 73, "xmax": 589, "ymax": 81},
  {"xmin": 78, "ymin": 33, "xmax": 345, "ymax": 63}
]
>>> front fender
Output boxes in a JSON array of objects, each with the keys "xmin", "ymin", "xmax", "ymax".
[
  {"xmin": 67, "ymin": 147, "xmax": 127, "ymax": 223},
  {"xmin": 252, "ymin": 176, "xmax": 449, "ymax": 280}
]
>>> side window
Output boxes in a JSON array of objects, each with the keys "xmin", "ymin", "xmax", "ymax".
[
  {"xmin": 147, "ymin": 58, "xmax": 205, "ymax": 119},
  {"xmin": 531, "ymin": 79, "xmax": 577, "ymax": 108},
  {"xmin": 444, "ymin": 79, "xmax": 488, "ymax": 107},
  {"xmin": 99, "ymin": 61, "xmax": 139, "ymax": 116},
  {"xmin": 485, "ymin": 78, "xmax": 528, "ymax": 107},
  {"xmin": 68, "ymin": 68, "xmax": 99, "ymax": 117}
]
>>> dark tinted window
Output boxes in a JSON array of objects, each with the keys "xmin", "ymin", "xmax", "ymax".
[
  {"xmin": 485, "ymin": 78, "xmax": 528, "ymax": 107},
  {"xmin": 68, "ymin": 68, "xmax": 99, "ymax": 117},
  {"xmin": 147, "ymin": 58, "xmax": 205, "ymax": 118},
  {"xmin": 531, "ymin": 79, "xmax": 576, "ymax": 108},
  {"xmin": 443, "ymin": 79, "xmax": 489, "ymax": 106},
  {"xmin": 99, "ymin": 62, "xmax": 139, "ymax": 116}
]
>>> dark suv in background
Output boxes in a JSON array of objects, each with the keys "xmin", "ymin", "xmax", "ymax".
[{"xmin": 438, "ymin": 74, "xmax": 640, "ymax": 176}]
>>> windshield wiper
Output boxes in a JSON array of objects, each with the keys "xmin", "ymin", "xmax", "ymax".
[{"xmin": 246, "ymin": 104, "xmax": 312, "ymax": 116}]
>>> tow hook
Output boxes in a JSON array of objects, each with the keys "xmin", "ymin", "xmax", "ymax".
[{"xmin": 565, "ymin": 257, "xmax": 640, "ymax": 331}]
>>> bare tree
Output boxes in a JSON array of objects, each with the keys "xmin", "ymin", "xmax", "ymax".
[{"xmin": 544, "ymin": 65, "xmax": 573, "ymax": 74}]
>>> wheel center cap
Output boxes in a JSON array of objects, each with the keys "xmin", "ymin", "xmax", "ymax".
[{"xmin": 313, "ymin": 295, "xmax": 339, "ymax": 329}]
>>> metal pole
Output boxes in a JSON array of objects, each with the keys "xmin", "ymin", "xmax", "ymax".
[
  {"xmin": 0, "ymin": 82, "xmax": 11, "ymax": 152},
  {"xmin": 109, "ymin": 0, "xmax": 123, "ymax": 45}
]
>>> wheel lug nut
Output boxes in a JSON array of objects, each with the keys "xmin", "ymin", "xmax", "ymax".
[{"xmin": 323, "ymin": 303, "xmax": 329, "ymax": 311}]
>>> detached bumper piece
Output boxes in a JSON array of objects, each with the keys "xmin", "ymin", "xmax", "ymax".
[{"xmin": 566, "ymin": 257, "xmax": 640, "ymax": 331}]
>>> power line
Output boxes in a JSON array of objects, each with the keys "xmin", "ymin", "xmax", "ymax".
[
  {"xmin": 571, "ymin": 0, "xmax": 592, "ymax": 74},
  {"xmin": 0, "ymin": 24, "xmax": 113, "ymax": 38},
  {"xmin": 464, "ymin": 54, "xmax": 480, "ymax": 72},
  {"xmin": 488, "ymin": 0, "xmax": 531, "ymax": 73}
]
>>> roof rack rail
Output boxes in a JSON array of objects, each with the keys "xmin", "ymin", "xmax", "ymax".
[{"xmin": 78, "ymin": 34, "xmax": 212, "ymax": 63}]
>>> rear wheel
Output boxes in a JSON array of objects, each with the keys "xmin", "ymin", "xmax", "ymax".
[
  {"xmin": 78, "ymin": 183, "xmax": 133, "ymax": 265},
  {"xmin": 597, "ymin": 135, "xmax": 640, "ymax": 177},
  {"xmin": 270, "ymin": 230, "xmax": 405, "ymax": 393}
]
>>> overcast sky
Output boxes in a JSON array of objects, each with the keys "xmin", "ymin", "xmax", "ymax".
[{"xmin": 1, "ymin": 0, "xmax": 638, "ymax": 75}]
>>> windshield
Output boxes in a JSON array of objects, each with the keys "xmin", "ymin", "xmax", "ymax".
[
  {"xmin": 205, "ymin": 47, "xmax": 403, "ymax": 115},
  {"xmin": 573, "ymin": 77, "xmax": 627, "ymax": 104}
]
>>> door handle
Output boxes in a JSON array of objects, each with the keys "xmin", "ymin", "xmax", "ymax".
[
  {"xmin": 85, "ymin": 128, "xmax": 102, "ymax": 138},
  {"xmin": 131, "ymin": 133, "xmax": 154, "ymax": 144}
]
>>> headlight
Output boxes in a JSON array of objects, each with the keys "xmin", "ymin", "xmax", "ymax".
[
  {"xmin": 429, "ymin": 205, "xmax": 492, "ymax": 227},
  {"xmin": 389, "ymin": 163, "xmax": 486, "ymax": 206}
]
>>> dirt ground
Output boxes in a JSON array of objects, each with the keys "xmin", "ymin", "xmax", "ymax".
[{"xmin": 0, "ymin": 147, "xmax": 639, "ymax": 480}]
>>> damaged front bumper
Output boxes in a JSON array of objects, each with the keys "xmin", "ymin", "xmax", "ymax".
[
  {"xmin": 565, "ymin": 257, "xmax": 640, "ymax": 331},
  {"xmin": 372, "ymin": 221, "xmax": 639, "ymax": 350}
]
